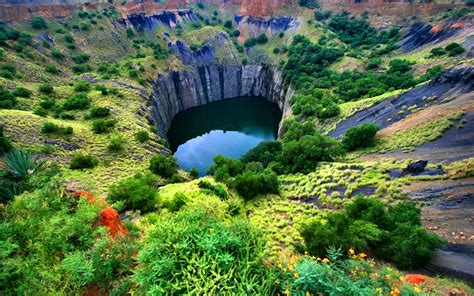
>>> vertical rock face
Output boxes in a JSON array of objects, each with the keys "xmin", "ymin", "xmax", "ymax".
[{"xmin": 147, "ymin": 64, "xmax": 290, "ymax": 135}]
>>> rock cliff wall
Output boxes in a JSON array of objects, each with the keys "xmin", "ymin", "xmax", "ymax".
[{"xmin": 147, "ymin": 64, "xmax": 291, "ymax": 135}]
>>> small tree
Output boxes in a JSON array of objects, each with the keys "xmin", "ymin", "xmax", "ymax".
[
  {"xmin": 31, "ymin": 16, "xmax": 48, "ymax": 29},
  {"xmin": 69, "ymin": 153, "xmax": 98, "ymax": 170},
  {"xmin": 342, "ymin": 123, "xmax": 380, "ymax": 151},
  {"xmin": 149, "ymin": 155, "xmax": 178, "ymax": 178}
]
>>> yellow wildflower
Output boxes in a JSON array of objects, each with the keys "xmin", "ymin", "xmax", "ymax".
[
  {"xmin": 390, "ymin": 287, "xmax": 400, "ymax": 296},
  {"xmin": 322, "ymin": 258, "xmax": 330, "ymax": 264},
  {"xmin": 349, "ymin": 248, "xmax": 355, "ymax": 255},
  {"xmin": 284, "ymin": 288, "xmax": 291, "ymax": 295},
  {"xmin": 376, "ymin": 288, "xmax": 383, "ymax": 295},
  {"xmin": 293, "ymin": 272, "xmax": 299, "ymax": 278}
]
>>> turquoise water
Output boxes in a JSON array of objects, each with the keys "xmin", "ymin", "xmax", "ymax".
[{"xmin": 167, "ymin": 96, "xmax": 282, "ymax": 175}]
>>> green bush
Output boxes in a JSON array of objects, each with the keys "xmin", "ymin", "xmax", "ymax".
[
  {"xmin": 41, "ymin": 122, "xmax": 73, "ymax": 135},
  {"xmin": 69, "ymin": 153, "xmax": 98, "ymax": 170},
  {"xmin": 189, "ymin": 167, "xmax": 199, "ymax": 179},
  {"xmin": 51, "ymin": 49, "xmax": 64, "ymax": 59},
  {"xmin": 30, "ymin": 16, "xmax": 48, "ymax": 29},
  {"xmin": 149, "ymin": 154, "xmax": 178, "ymax": 178},
  {"xmin": 33, "ymin": 106, "xmax": 48, "ymax": 117},
  {"xmin": 166, "ymin": 192, "xmax": 187, "ymax": 212},
  {"xmin": 342, "ymin": 123, "xmax": 380, "ymax": 151},
  {"xmin": 241, "ymin": 141, "xmax": 282, "ymax": 167},
  {"xmin": 197, "ymin": 180, "xmax": 228, "ymax": 199},
  {"xmin": 64, "ymin": 34, "xmax": 74, "ymax": 43},
  {"xmin": 12, "ymin": 87, "xmax": 31, "ymax": 98},
  {"xmin": 89, "ymin": 106, "xmax": 110, "ymax": 118},
  {"xmin": 430, "ymin": 47, "xmax": 446, "ymax": 57},
  {"xmin": 40, "ymin": 97, "xmax": 56, "ymax": 109},
  {"xmin": 256, "ymin": 33, "xmax": 268, "ymax": 44},
  {"xmin": 45, "ymin": 64, "xmax": 59, "ymax": 74},
  {"xmin": 63, "ymin": 93, "xmax": 90, "ymax": 110},
  {"xmin": 281, "ymin": 134, "xmax": 345, "ymax": 174},
  {"xmin": 135, "ymin": 130, "xmax": 149, "ymax": 143},
  {"xmin": 301, "ymin": 196, "xmax": 445, "ymax": 269},
  {"xmin": 108, "ymin": 173, "xmax": 159, "ymax": 212},
  {"xmin": 73, "ymin": 80, "xmax": 90, "ymax": 92},
  {"xmin": 72, "ymin": 53, "xmax": 90, "ymax": 64},
  {"xmin": 38, "ymin": 83, "xmax": 54, "ymax": 95},
  {"xmin": 0, "ymin": 86, "xmax": 17, "ymax": 109},
  {"xmin": 0, "ymin": 124, "xmax": 13, "ymax": 156},
  {"xmin": 91, "ymin": 119, "xmax": 115, "ymax": 134},
  {"xmin": 207, "ymin": 155, "xmax": 244, "ymax": 182},
  {"xmin": 234, "ymin": 170, "xmax": 279, "ymax": 200},
  {"xmin": 107, "ymin": 135, "xmax": 126, "ymax": 153},
  {"xmin": 445, "ymin": 42, "xmax": 465, "ymax": 56},
  {"xmin": 132, "ymin": 205, "xmax": 275, "ymax": 294}
]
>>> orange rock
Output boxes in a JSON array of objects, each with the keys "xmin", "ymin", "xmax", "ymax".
[
  {"xmin": 402, "ymin": 274, "xmax": 432, "ymax": 285},
  {"xmin": 99, "ymin": 206, "xmax": 129, "ymax": 237}
]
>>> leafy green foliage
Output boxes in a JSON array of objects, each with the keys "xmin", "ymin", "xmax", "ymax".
[
  {"xmin": 30, "ymin": 16, "xmax": 48, "ymax": 29},
  {"xmin": 342, "ymin": 123, "xmax": 380, "ymax": 151},
  {"xmin": 63, "ymin": 93, "xmax": 90, "ymax": 110},
  {"xmin": 41, "ymin": 122, "xmax": 73, "ymax": 136},
  {"xmin": 241, "ymin": 141, "xmax": 282, "ymax": 168},
  {"xmin": 234, "ymin": 170, "xmax": 279, "ymax": 200},
  {"xmin": 281, "ymin": 133, "xmax": 345, "ymax": 174},
  {"xmin": 207, "ymin": 155, "xmax": 244, "ymax": 182},
  {"xmin": 301, "ymin": 196, "xmax": 445, "ymax": 269},
  {"xmin": 69, "ymin": 153, "xmax": 99, "ymax": 170},
  {"xmin": 197, "ymin": 180, "xmax": 228, "ymax": 199},
  {"xmin": 328, "ymin": 13, "xmax": 399, "ymax": 48},
  {"xmin": 12, "ymin": 87, "xmax": 31, "ymax": 98},
  {"xmin": 0, "ymin": 123, "xmax": 13, "ymax": 155},
  {"xmin": 74, "ymin": 80, "xmax": 91, "ymax": 92},
  {"xmin": 38, "ymin": 83, "xmax": 54, "ymax": 95},
  {"xmin": 445, "ymin": 42, "xmax": 465, "ymax": 56},
  {"xmin": 91, "ymin": 118, "xmax": 114, "ymax": 134},
  {"xmin": 133, "ymin": 204, "xmax": 275, "ymax": 294},
  {"xmin": 0, "ymin": 149, "xmax": 47, "ymax": 203},
  {"xmin": 134, "ymin": 130, "xmax": 149, "ymax": 143},
  {"xmin": 0, "ymin": 86, "xmax": 17, "ymax": 109},
  {"xmin": 108, "ymin": 173, "xmax": 159, "ymax": 212},
  {"xmin": 88, "ymin": 106, "xmax": 111, "ymax": 118},
  {"xmin": 149, "ymin": 155, "xmax": 178, "ymax": 178},
  {"xmin": 107, "ymin": 135, "xmax": 126, "ymax": 153}
]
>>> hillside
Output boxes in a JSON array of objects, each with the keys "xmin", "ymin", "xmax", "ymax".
[{"xmin": 0, "ymin": 0, "xmax": 473, "ymax": 294}]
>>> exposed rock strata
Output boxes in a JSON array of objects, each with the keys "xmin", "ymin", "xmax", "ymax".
[{"xmin": 147, "ymin": 64, "xmax": 291, "ymax": 135}]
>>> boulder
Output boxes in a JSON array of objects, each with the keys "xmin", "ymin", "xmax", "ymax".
[{"xmin": 401, "ymin": 160, "xmax": 428, "ymax": 176}]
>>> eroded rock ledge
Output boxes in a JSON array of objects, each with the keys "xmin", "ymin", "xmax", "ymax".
[{"xmin": 147, "ymin": 64, "xmax": 291, "ymax": 135}]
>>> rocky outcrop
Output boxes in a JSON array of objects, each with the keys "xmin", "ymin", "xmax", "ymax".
[
  {"xmin": 329, "ymin": 66, "xmax": 474, "ymax": 138},
  {"xmin": 235, "ymin": 15, "xmax": 301, "ymax": 38},
  {"xmin": 147, "ymin": 64, "xmax": 290, "ymax": 135},
  {"xmin": 402, "ymin": 19, "xmax": 466, "ymax": 52},
  {"xmin": 116, "ymin": 10, "xmax": 198, "ymax": 32}
]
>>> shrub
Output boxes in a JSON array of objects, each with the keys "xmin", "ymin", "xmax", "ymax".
[
  {"xmin": 45, "ymin": 64, "xmax": 59, "ymax": 74},
  {"xmin": 88, "ymin": 106, "xmax": 110, "ymax": 118},
  {"xmin": 107, "ymin": 135, "xmax": 126, "ymax": 152},
  {"xmin": 135, "ymin": 130, "xmax": 149, "ymax": 143},
  {"xmin": 0, "ymin": 86, "xmax": 17, "ymax": 109},
  {"xmin": 198, "ymin": 180, "xmax": 228, "ymax": 199},
  {"xmin": 33, "ymin": 106, "xmax": 48, "ymax": 117},
  {"xmin": 30, "ymin": 16, "xmax": 48, "ymax": 29},
  {"xmin": 39, "ymin": 97, "xmax": 56, "ymax": 109},
  {"xmin": 256, "ymin": 33, "xmax": 268, "ymax": 44},
  {"xmin": 0, "ymin": 124, "xmax": 13, "ymax": 156},
  {"xmin": 73, "ymin": 80, "xmax": 90, "ymax": 92},
  {"xmin": 64, "ymin": 34, "xmax": 74, "ymax": 43},
  {"xmin": 132, "ymin": 205, "xmax": 274, "ymax": 294},
  {"xmin": 69, "ymin": 153, "xmax": 98, "ymax": 170},
  {"xmin": 72, "ymin": 64, "xmax": 92, "ymax": 74},
  {"xmin": 281, "ymin": 134, "xmax": 345, "ymax": 174},
  {"xmin": 63, "ymin": 93, "xmax": 90, "ymax": 110},
  {"xmin": 38, "ymin": 83, "xmax": 54, "ymax": 95},
  {"xmin": 234, "ymin": 170, "xmax": 279, "ymax": 200},
  {"xmin": 91, "ymin": 119, "xmax": 115, "ymax": 134},
  {"xmin": 430, "ymin": 47, "xmax": 446, "ymax": 57},
  {"xmin": 445, "ymin": 42, "xmax": 465, "ymax": 56},
  {"xmin": 342, "ymin": 123, "xmax": 380, "ymax": 151},
  {"xmin": 41, "ymin": 122, "xmax": 73, "ymax": 135},
  {"xmin": 189, "ymin": 167, "xmax": 199, "ymax": 179},
  {"xmin": 51, "ymin": 49, "xmax": 64, "ymax": 59},
  {"xmin": 149, "ymin": 154, "xmax": 178, "ymax": 178},
  {"xmin": 244, "ymin": 37, "xmax": 257, "ymax": 47},
  {"xmin": 72, "ymin": 53, "xmax": 90, "ymax": 64},
  {"xmin": 301, "ymin": 196, "xmax": 445, "ymax": 269},
  {"xmin": 241, "ymin": 141, "xmax": 282, "ymax": 168},
  {"xmin": 108, "ymin": 172, "xmax": 159, "ymax": 212},
  {"xmin": 12, "ymin": 87, "xmax": 31, "ymax": 98},
  {"xmin": 207, "ymin": 155, "xmax": 244, "ymax": 182},
  {"xmin": 166, "ymin": 192, "xmax": 187, "ymax": 212}
]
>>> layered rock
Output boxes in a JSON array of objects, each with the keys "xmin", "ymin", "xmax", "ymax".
[
  {"xmin": 234, "ymin": 15, "xmax": 301, "ymax": 39},
  {"xmin": 147, "ymin": 64, "xmax": 291, "ymax": 135}
]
